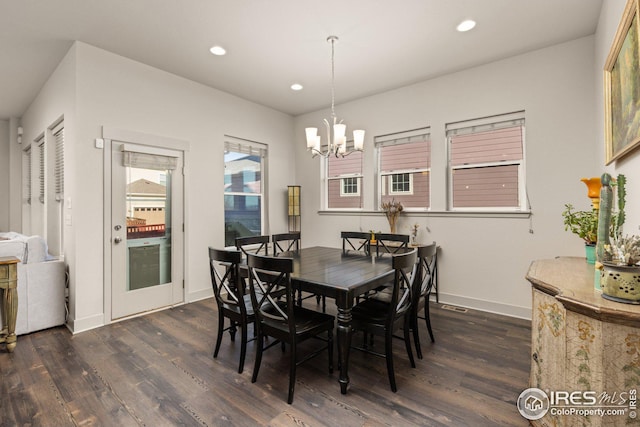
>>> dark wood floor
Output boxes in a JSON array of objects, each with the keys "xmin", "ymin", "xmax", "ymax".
[{"xmin": 0, "ymin": 298, "xmax": 531, "ymax": 426}]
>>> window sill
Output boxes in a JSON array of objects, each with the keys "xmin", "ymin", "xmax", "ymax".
[{"xmin": 317, "ymin": 210, "xmax": 532, "ymax": 219}]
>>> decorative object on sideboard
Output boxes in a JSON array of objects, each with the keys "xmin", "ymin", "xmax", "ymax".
[
  {"xmin": 304, "ymin": 36, "xmax": 365, "ymax": 158},
  {"xmin": 381, "ymin": 198, "xmax": 403, "ymax": 234},
  {"xmin": 595, "ymin": 173, "xmax": 638, "ymax": 303},
  {"xmin": 600, "ymin": 235, "xmax": 640, "ymax": 303},
  {"xmin": 580, "ymin": 177, "xmax": 602, "ymax": 209},
  {"xmin": 562, "ymin": 204, "xmax": 598, "ymax": 264}
]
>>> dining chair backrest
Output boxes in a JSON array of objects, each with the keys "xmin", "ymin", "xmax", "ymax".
[
  {"xmin": 388, "ymin": 249, "xmax": 418, "ymax": 326},
  {"xmin": 208, "ymin": 247, "xmax": 244, "ymax": 312},
  {"xmin": 415, "ymin": 243, "xmax": 437, "ymax": 300},
  {"xmin": 236, "ymin": 235, "xmax": 270, "ymax": 256},
  {"xmin": 272, "ymin": 232, "xmax": 301, "ymax": 255},
  {"xmin": 246, "ymin": 253, "xmax": 295, "ymax": 332},
  {"xmin": 375, "ymin": 233, "xmax": 409, "ymax": 256},
  {"xmin": 341, "ymin": 231, "xmax": 371, "ymax": 255}
]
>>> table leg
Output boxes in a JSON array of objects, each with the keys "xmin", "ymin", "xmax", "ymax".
[
  {"xmin": 3, "ymin": 286, "xmax": 17, "ymax": 352},
  {"xmin": 336, "ymin": 296, "xmax": 353, "ymax": 394}
]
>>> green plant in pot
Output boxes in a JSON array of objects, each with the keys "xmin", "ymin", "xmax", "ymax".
[{"xmin": 562, "ymin": 204, "xmax": 598, "ymax": 264}]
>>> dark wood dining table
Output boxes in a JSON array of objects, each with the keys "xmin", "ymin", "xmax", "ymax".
[{"xmin": 276, "ymin": 246, "xmax": 395, "ymax": 394}]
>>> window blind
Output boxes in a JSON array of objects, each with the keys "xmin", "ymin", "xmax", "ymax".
[
  {"xmin": 38, "ymin": 139, "xmax": 45, "ymax": 204},
  {"xmin": 224, "ymin": 135, "xmax": 268, "ymax": 158},
  {"xmin": 122, "ymin": 151, "xmax": 178, "ymax": 171},
  {"xmin": 53, "ymin": 123, "xmax": 64, "ymax": 201},
  {"xmin": 23, "ymin": 147, "xmax": 32, "ymax": 204}
]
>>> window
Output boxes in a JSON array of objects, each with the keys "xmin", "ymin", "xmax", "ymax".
[
  {"xmin": 376, "ymin": 127, "xmax": 431, "ymax": 209},
  {"xmin": 447, "ymin": 111, "xmax": 526, "ymax": 210},
  {"xmin": 224, "ymin": 136, "xmax": 267, "ymax": 246},
  {"xmin": 326, "ymin": 146, "xmax": 362, "ymax": 209}
]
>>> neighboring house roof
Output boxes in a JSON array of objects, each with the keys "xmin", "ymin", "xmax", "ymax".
[{"xmin": 127, "ymin": 179, "xmax": 166, "ymax": 196}]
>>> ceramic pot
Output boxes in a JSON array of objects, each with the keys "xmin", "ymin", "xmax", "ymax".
[
  {"xmin": 600, "ymin": 262, "xmax": 640, "ymax": 303},
  {"xmin": 585, "ymin": 243, "xmax": 596, "ymax": 264}
]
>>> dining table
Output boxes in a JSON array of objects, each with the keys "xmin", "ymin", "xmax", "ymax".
[{"xmin": 274, "ymin": 246, "xmax": 395, "ymax": 394}]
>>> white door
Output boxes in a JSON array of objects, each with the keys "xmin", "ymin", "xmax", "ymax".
[{"xmin": 110, "ymin": 142, "xmax": 184, "ymax": 319}]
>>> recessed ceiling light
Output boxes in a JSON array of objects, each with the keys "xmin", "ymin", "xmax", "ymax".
[
  {"xmin": 209, "ymin": 45, "xmax": 226, "ymax": 56},
  {"xmin": 456, "ymin": 19, "xmax": 476, "ymax": 32},
  {"xmin": 291, "ymin": 83, "xmax": 303, "ymax": 91}
]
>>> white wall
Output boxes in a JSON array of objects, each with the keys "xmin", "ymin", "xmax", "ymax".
[
  {"xmin": 0, "ymin": 120, "xmax": 8, "ymax": 230},
  {"xmin": 294, "ymin": 36, "xmax": 599, "ymax": 319},
  {"xmin": 39, "ymin": 42, "xmax": 293, "ymax": 332},
  {"xmin": 597, "ymin": 0, "xmax": 640, "ymax": 235}
]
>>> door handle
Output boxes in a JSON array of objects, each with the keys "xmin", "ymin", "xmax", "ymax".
[{"xmin": 114, "ymin": 237, "xmax": 123, "ymax": 244}]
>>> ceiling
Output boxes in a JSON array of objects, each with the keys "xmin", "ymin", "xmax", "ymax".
[{"xmin": 0, "ymin": 0, "xmax": 604, "ymax": 120}]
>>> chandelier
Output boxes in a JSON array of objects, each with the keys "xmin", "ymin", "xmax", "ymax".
[{"xmin": 305, "ymin": 36, "xmax": 365, "ymax": 158}]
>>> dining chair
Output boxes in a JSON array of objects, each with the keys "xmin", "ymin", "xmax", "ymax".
[
  {"xmin": 412, "ymin": 243, "xmax": 437, "ymax": 359},
  {"xmin": 247, "ymin": 253, "xmax": 334, "ymax": 404},
  {"xmin": 341, "ymin": 231, "xmax": 371, "ymax": 255},
  {"xmin": 375, "ymin": 233, "xmax": 409, "ymax": 256},
  {"xmin": 208, "ymin": 247, "xmax": 255, "ymax": 374},
  {"xmin": 350, "ymin": 248, "xmax": 417, "ymax": 392},
  {"xmin": 273, "ymin": 232, "xmax": 327, "ymax": 312},
  {"xmin": 235, "ymin": 235, "xmax": 270, "ymax": 256},
  {"xmin": 272, "ymin": 232, "xmax": 300, "ymax": 255}
]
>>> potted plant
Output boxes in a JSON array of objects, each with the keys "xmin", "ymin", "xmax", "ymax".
[
  {"xmin": 562, "ymin": 204, "xmax": 598, "ymax": 263},
  {"xmin": 600, "ymin": 235, "xmax": 640, "ymax": 303}
]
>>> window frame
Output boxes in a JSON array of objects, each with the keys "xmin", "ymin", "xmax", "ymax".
[
  {"xmin": 446, "ymin": 111, "xmax": 527, "ymax": 212},
  {"xmin": 375, "ymin": 127, "xmax": 431, "ymax": 211},
  {"xmin": 324, "ymin": 141, "xmax": 364, "ymax": 210},
  {"xmin": 223, "ymin": 136, "xmax": 268, "ymax": 247},
  {"xmin": 340, "ymin": 176, "xmax": 360, "ymax": 197},
  {"xmin": 388, "ymin": 172, "xmax": 413, "ymax": 195}
]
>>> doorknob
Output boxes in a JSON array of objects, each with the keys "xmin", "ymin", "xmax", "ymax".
[{"xmin": 114, "ymin": 236, "xmax": 123, "ymax": 244}]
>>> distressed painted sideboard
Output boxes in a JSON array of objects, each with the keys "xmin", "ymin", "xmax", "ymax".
[{"xmin": 526, "ymin": 257, "xmax": 640, "ymax": 426}]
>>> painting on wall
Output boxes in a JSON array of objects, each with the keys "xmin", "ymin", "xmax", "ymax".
[{"xmin": 605, "ymin": 0, "xmax": 640, "ymax": 164}]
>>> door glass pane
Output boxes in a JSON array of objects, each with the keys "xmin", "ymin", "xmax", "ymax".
[
  {"xmin": 126, "ymin": 166, "xmax": 172, "ymax": 290},
  {"xmin": 224, "ymin": 151, "xmax": 262, "ymax": 246}
]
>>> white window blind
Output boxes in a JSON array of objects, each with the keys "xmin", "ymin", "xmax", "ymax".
[
  {"xmin": 53, "ymin": 123, "xmax": 64, "ymax": 201},
  {"xmin": 122, "ymin": 151, "xmax": 178, "ymax": 171},
  {"xmin": 38, "ymin": 138, "xmax": 45, "ymax": 204},
  {"xmin": 375, "ymin": 127, "xmax": 431, "ymax": 209},
  {"xmin": 23, "ymin": 147, "xmax": 32, "ymax": 204},
  {"xmin": 447, "ymin": 111, "xmax": 526, "ymax": 210}
]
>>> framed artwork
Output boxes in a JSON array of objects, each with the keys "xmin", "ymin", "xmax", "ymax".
[{"xmin": 604, "ymin": 0, "xmax": 640, "ymax": 164}]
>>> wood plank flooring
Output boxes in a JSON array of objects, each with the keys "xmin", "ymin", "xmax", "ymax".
[{"xmin": 0, "ymin": 298, "xmax": 531, "ymax": 426}]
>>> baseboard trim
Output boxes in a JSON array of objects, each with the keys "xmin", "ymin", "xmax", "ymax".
[
  {"xmin": 68, "ymin": 313, "xmax": 105, "ymax": 334},
  {"xmin": 187, "ymin": 288, "xmax": 213, "ymax": 303},
  {"xmin": 435, "ymin": 292, "xmax": 531, "ymax": 320}
]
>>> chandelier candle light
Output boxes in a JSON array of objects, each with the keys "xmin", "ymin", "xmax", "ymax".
[{"xmin": 305, "ymin": 36, "xmax": 365, "ymax": 158}]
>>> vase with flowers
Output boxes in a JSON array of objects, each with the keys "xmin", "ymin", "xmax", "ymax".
[{"xmin": 381, "ymin": 198, "xmax": 403, "ymax": 234}]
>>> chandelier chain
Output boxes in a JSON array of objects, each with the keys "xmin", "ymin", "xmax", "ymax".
[{"xmin": 330, "ymin": 36, "xmax": 336, "ymax": 120}]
